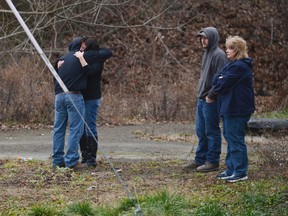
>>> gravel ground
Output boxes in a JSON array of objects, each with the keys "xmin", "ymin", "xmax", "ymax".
[{"xmin": 0, "ymin": 122, "xmax": 202, "ymax": 161}]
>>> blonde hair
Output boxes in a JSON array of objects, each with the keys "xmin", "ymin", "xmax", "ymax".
[{"xmin": 225, "ymin": 36, "xmax": 248, "ymax": 60}]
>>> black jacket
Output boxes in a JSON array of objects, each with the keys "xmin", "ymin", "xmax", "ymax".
[
  {"xmin": 54, "ymin": 38, "xmax": 111, "ymax": 95},
  {"xmin": 82, "ymin": 48, "xmax": 112, "ymax": 100},
  {"xmin": 54, "ymin": 50, "xmax": 87, "ymax": 95}
]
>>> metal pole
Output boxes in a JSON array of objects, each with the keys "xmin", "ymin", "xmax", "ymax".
[
  {"xmin": 5, "ymin": 0, "xmax": 69, "ymax": 92},
  {"xmin": 5, "ymin": 1, "xmax": 144, "ymax": 214}
]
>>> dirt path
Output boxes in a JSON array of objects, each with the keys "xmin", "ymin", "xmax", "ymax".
[{"xmin": 0, "ymin": 123, "xmax": 203, "ymax": 161}]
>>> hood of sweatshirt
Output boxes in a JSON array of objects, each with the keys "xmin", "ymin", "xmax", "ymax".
[
  {"xmin": 197, "ymin": 27, "xmax": 219, "ymax": 51},
  {"xmin": 68, "ymin": 37, "xmax": 84, "ymax": 51},
  {"xmin": 241, "ymin": 57, "xmax": 253, "ymax": 67}
]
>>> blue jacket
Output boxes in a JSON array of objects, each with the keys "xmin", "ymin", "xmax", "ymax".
[{"xmin": 209, "ymin": 58, "xmax": 255, "ymax": 116}]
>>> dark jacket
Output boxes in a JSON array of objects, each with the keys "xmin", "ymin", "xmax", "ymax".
[
  {"xmin": 54, "ymin": 51, "xmax": 85, "ymax": 95},
  {"xmin": 82, "ymin": 48, "xmax": 112, "ymax": 100},
  {"xmin": 209, "ymin": 58, "xmax": 255, "ymax": 116},
  {"xmin": 197, "ymin": 27, "xmax": 228, "ymax": 99},
  {"xmin": 54, "ymin": 38, "xmax": 110, "ymax": 95}
]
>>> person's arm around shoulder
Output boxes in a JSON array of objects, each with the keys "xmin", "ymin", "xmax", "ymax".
[
  {"xmin": 57, "ymin": 60, "xmax": 64, "ymax": 69},
  {"xmin": 74, "ymin": 50, "xmax": 104, "ymax": 75},
  {"xmin": 74, "ymin": 51, "xmax": 88, "ymax": 67},
  {"xmin": 85, "ymin": 62, "xmax": 104, "ymax": 76},
  {"xmin": 97, "ymin": 47, "xmax": 113, "ymax": 62}
]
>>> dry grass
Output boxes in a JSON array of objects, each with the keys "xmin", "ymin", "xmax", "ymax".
[
  {"xmin": 247, "ymin": 132, "xmax": 288, "ymax": 168},
  {"xmin": 0, "ymin": 153, "xmax": 287, "ymax": 214}
]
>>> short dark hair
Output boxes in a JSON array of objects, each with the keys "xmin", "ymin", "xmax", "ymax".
[
  {"xmin": 83, "ymin": 38, "xmax": 99, "ymax": 51},
  {"xmin": 80, "ymin": 36, "xmax": 88, "ymax": 44}
]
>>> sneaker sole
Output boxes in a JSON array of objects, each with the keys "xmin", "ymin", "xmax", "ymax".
[
  {"xmin": 217, "ymin": 175, "xmax": 232, "ymax": 180},
  {"xmin": 226, "ymin": 176, "xmax": 248, "ymax": 183}
]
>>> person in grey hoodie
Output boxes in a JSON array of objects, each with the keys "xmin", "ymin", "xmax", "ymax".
[{"xmin": 183, "ymin": 27, "xmax": 228, "ymax": 172}]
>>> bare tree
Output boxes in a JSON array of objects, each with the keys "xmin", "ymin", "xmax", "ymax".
[{"xmin": 0, "ymin": 0, "xmax": 287, "ymax": 123}]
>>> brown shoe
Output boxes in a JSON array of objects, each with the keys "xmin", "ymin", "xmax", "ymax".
[
  {"xmin": 196, "ymin": 161, "xmax": 219, "ymax": 173},
  {"xmin": 71, "ymin": 162, "xmax": 88, "ymax": 171},
  {"xmin": 182, "ymin": 160, "xmax": 202, "ymax": 171}
]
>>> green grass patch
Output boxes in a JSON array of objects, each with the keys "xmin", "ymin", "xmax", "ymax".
[
  {"xmin": 0, "ymin": 159, "xmax": 287, "ymax": 216},
  {"xmin": 255, "ymin": 108, "xmax": 288, "ymax": 119}
]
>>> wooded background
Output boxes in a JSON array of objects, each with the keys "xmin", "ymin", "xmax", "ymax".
[{"xmin": 0, "ymin": 0, "xmax": 287, "ymax": 124}]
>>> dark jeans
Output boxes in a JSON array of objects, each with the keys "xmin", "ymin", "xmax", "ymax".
[
  {"xmin": 195, "ymin": 99, "xmax": 222, "ymax": 165},
  {"xmin": 83, "ymin": 99, "xmax": 101, "ymax": 137},
  {"xmin": 222, "ymin": 114, "xmax": 251, "ymax": 177}
]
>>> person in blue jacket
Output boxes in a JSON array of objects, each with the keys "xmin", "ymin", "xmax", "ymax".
[
  {"xmin": 53, "ymin": 37, "xmax": 108, "ymax": 170},
  {"xmin": 207, "ymin": 36, "xmax": 255, "ymax": 182}
]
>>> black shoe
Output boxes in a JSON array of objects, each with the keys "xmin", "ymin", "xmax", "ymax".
[
  {"xmin": 80, "ymin": 135, "xmax": 88, "ymax": 164},
  {"xmin": 86, "ymin": 136, "xmax": 98, "ymax": 167},
  {"xmin": 216, "ymin": 171, "xmax": 232, "ymax": 180}
]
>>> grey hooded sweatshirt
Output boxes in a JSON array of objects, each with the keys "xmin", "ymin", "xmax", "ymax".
[{"xmin": 197, "ymin": 27, "xmax": 228, "ymax": 99}]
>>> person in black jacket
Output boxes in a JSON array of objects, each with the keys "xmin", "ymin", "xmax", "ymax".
[
  {"xmin": 73, "ymin": 38, "xmax": 112, "ymax": 168},
  {"xmin": 52, "ymin": 37, "xmax": 106, "ymax": 170}
]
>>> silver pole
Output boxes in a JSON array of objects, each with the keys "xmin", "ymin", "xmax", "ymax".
[
  {"xmin": 5, "ymin": 0, "xmax": 69, "ymax": 92},
  {"xmin": 5, "ymin": 1, "xmax": 144, "ymax": 214}
]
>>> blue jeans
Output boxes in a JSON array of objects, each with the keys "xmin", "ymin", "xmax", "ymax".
[
  {"xmin": 195, "ymin": 99, "xmax": 222, "ymax": 164},
  {"xmin": 222, "ymin": 115, "xmax": 251, "ymax": 177},
  {"xmin": 83, "ymin": 99, "xmax": 101, "ymax": 137},
  {"xmin": 52, "ymin": 93, "xmax": 85, "ymax": 168}
]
